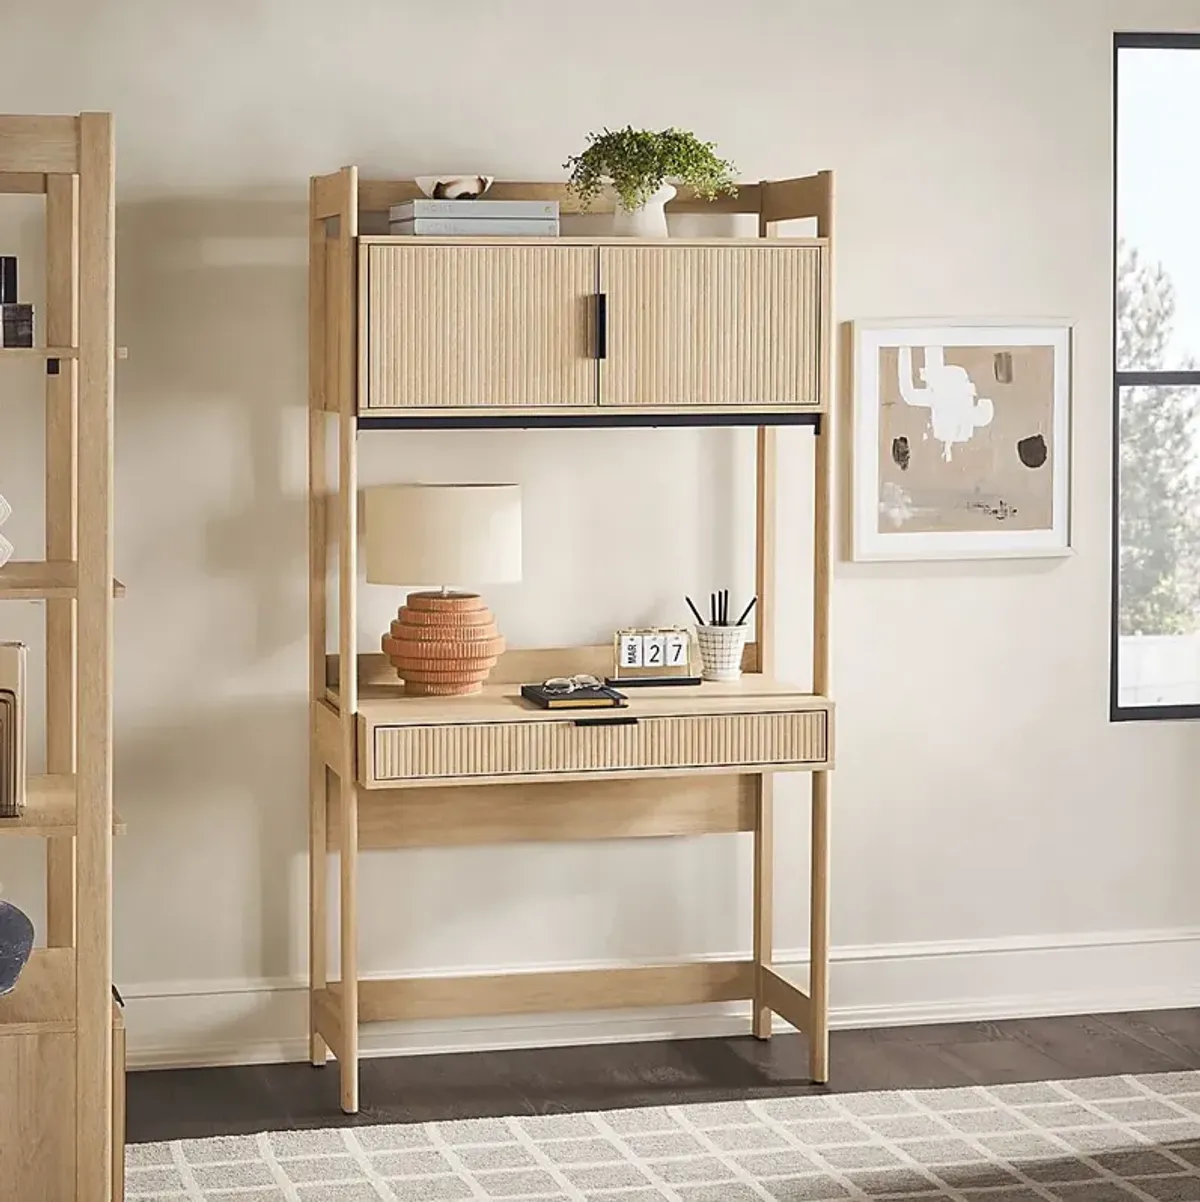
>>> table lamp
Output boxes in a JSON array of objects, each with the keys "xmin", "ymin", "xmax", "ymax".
[{"xmin": 364, "ymin": 484, "xmax": 522, "ymax": 696}]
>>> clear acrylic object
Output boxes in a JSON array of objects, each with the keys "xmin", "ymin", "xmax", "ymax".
[{"xmin": 0, "ymin": 493, "xmax": 10, "ymax": 567}]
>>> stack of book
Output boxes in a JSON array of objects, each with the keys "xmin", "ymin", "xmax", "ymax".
[
  {"xmin": 389, "ymin": 199, "xmax": 560, "ymax": 237},
  {"xmin": 0, "ymin": 642, "xmax": 26, "ymax": 817}
]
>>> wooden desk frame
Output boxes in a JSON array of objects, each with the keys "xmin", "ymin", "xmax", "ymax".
[{"xmin": 309, "ymin": 169, "xmax": 834, "ymax": 1114}]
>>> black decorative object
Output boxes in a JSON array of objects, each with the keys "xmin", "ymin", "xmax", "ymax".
[
  {"xmin": 0, "ymin": 256, "xmax": 33, "ymax": 347},
  {"xmin": 520, "ymin": 681, "xmax": 627, "ymax": 710},
  {"xmin": 0, "ymin": 899, "xmax": 34, "ymax": 996},
  {"xmin": 0, "ymin": 256, "xmax": 16, "ymax": 304},
  {"xmin": 604, "ymin": 675, "xmax": 701, "ymax": 688},
  {"xmin": 1, "ymin": 303, "xmax": 33, "ymax": 347},
  {"xmin": 1017, "ymin": 433, "xmax": 1048, "ymax": 469}
]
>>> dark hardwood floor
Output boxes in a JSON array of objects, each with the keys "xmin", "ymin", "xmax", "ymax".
[{"xmin": 127, "ymin": 1008, "xmax": 1200, "ymax": 1143}]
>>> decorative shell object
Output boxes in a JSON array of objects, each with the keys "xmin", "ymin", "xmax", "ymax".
[
  {"xmin": 0, "ymin": 899, "xmax": 34, "ymax": 996},
  {"xmin": 414, "ymin": 175, "xmax": 495, "ymax": 200},
  {"xmin": 0, "ymin": 492, "xmax": 11, "ymax": 568}
]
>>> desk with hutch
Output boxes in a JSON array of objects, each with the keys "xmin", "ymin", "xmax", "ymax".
[{"xmin": 308, "ymin": 168, "xmax": 834, "ymax": 1114}]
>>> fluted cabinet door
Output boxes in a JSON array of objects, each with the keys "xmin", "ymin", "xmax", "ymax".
[
  {"xmin": 599, "ymin": 245, "xmax": 825, "ymax": 408},
  {"xmin": 364, "ymin": 244, "xmax": 596, "ymax": 409}
]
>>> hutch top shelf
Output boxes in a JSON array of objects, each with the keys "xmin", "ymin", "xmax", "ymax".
[
  {"xmin": 314, "ymin": 173, "xmax": 835, "ymax": 222},
  {"xmin": 311, "ymin": 169, "xmax": 834, "ymax": 428}
]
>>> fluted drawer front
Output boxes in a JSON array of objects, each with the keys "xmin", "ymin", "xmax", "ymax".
[
  {"xmin": 365, "ymin": 244, "xmax": 596, "ymax": 409},
  {"xmin": 374, "ymin": 710, "xmax": 828, "ymax": 782},
  {"xmin": 600, "ymin": 245, "xmax": 824, "ymax": 407}
]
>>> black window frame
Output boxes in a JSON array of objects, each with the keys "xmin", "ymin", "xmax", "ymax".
[{"xmin": 1111, "ymin": 31, "xmax": 1200, "ymax": 722}]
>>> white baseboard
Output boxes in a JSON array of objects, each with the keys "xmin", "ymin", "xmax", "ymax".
[{"xmin": 121, "ymin": 927, "xmax": 1200, "ymax": 1070}]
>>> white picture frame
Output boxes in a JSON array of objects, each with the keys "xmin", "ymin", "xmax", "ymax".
[{"xmin": 849, "ymin": 319, "xmax": 1073, "ymax": 562}]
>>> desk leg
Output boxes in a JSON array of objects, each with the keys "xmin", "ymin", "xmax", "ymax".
[
  {"xmin": 809, "ymin": 770, "xmax": 831, "ymax": 1082},
  {"xmin": 752, "ymin": 772, "xmax": 774, "ymax": 1039},
  {"xmin": 339, "ymin": 778, "xmax": 360, "ymax": 1113},
  {"xmin": 309, "ymin": 763, "xmax": 329, "ymax": 1066}
]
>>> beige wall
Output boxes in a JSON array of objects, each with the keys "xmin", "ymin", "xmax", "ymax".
[{"xmin": 1, "ymin": 0, "xmax": 1199, "ymax": 1066}]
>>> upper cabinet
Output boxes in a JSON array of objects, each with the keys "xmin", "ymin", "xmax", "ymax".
[
  {"xmin": 363, "ymin": 243, "xmax": 596, "ymax": 410},
  {"xmin": 358, "ymin": 239, "xmax": 828, "ymax": 415},
  {"xmin": 598, "ymin": 245, "xmax": 824, "ymax": 409}
]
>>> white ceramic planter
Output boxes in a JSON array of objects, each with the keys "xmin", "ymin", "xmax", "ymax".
[{"xmin": 611, "ymin": 183, "xmax": 676, "ymax": 237}]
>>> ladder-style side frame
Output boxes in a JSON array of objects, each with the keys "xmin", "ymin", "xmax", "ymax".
[{"xmin": 76, "ymin": 109, "xmax": 117, "ymax": 1202}]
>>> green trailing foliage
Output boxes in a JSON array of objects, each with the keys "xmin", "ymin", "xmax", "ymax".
[{"xmin": 564, "ymin": 126, "xmax": 736, "ymax": 212}]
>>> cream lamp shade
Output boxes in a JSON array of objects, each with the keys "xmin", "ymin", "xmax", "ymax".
[
  {"xmin": 364, "ymin": 484, "xmax": 522, "ymax": 588},
  {"xmin": 364, "ymin": 484, "xmax": 522, "ymax": 697}
]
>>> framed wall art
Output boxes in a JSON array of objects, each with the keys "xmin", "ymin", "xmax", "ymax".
[{"xmin": 849, "ymin": 320, "xmax": 1072, "ymax": 561}]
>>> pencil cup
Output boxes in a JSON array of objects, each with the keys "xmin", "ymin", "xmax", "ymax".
[{"xmin": 695, "ymin": 624, "xmax": 748, "ymax": 681}]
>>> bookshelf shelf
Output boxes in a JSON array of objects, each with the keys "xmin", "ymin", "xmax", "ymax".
[
  {"xmin": 0, "ymin": 346, "xmax": 126, "ymax": 362},
  {"xmin": 0, "ymin": 948, "xmax": 74, "ymax": 1035},
  {"xmin": 0, "ymin": 562, "xmax": 125, "ymax": 600},
  {"xmin": 0, "ymin": 347, "xmax": 78, "ymax": 361},
  {"xmin": 0, "ymin": 775, "xmax": 124, "ymax": 838}
]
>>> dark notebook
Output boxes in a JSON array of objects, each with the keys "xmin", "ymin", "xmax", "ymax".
[{"xmin": 520, "ymin": 683, "xmax": 628, "ymax": 710}]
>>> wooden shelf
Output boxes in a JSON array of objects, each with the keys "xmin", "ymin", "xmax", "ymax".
[
  {"xmin": 0, "ymin": 562, "xmax": 125, "ymax": 599},
  {"xmin": 0, "ymin": 775, "xmax": 72, "ymax": 835},
  {"xmin": 0, "ymin": 948, "xmax": 74, "ymax": 1035},
  {"xmin": 0, "ymin": 346, "xmax": 126, "ymax": 361},
  {"xmin": 0, "ymin": 347, "xmax": 78, "ymax": 361},
  {"xmin": 0, "ymin": 775, "xmax": 124, "ymax": 838}
]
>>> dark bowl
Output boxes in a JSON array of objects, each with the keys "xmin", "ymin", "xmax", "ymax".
[{"xmin": 0, "ymin": 900, "xmax": 35, "ymax": 995}]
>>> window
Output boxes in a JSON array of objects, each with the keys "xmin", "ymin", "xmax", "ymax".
[{"xmin": 1112, "ymin": 33, "xmax": 1200, "ymax": 718}]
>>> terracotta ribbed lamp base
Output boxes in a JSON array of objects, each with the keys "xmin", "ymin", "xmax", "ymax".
[{"xmin": 381, "ymin": 591, "xmax": 506, "ymax": 696}]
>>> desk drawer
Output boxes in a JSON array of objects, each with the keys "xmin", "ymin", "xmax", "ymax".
[{"xmin": 371, "ymin": 709, "xmax": 828, "ymax": 784}]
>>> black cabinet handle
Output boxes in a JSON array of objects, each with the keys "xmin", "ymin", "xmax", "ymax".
[
  {"xmin": 572, "ymin": 714, "xmax": 637, "ymax": 727},
  {"xmin": 596, "ymin": 292, "xmax": 607, "ymax": 360}
]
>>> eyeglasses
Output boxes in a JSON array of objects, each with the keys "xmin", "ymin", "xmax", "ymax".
[{"xmin": 542, "ymin": 674, "xmax": 604, "ymax": 694}]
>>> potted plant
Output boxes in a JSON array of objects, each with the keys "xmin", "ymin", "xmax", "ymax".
[{"xmin": 564, "ymin": 126, "xmax": 737, "ymax": 237}]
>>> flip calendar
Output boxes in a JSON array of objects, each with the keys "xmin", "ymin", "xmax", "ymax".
[{"xmin": 611, "ymin": 626, "xmax": 696, "ymax": 683}]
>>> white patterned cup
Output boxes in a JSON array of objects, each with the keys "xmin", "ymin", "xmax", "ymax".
[{"xmin": 695, "ymin": 624, "xmax": 748, "ymax": 681}]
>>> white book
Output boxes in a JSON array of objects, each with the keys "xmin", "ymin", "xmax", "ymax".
[
  {"xmin": 389, "ymin": 199, "xmax": 559, "ymax": 222},
  {"xmin": 389, "ymin": 217, "xmax": 560, "ymax": 237},
  {"xmin": 0, "ymin": 642, "xmax": 26, "ymax": 817}
]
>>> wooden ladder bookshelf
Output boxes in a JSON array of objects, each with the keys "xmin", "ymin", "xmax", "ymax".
[{"xmin": 0, "ymin": 112, "xmax": 123, "ymax": 1202}]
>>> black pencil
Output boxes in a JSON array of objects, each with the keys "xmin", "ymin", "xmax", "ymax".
[
  {"xmin": 735, "ymin": 596, "xmax": 757, "ymax": 626},
  {"xmin": 685, "ymin": 595, "xmax": 705, "ymax": 626},
  {"xmin": 710, "ymin": 592, "xmax": 717, "ymax": 625},
  {"xmin": 721, "ymin": 589, "xmax": 729, "ymax": 625}
]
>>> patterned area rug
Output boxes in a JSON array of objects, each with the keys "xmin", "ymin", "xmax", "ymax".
[{"xmin": 126, "ymin": 1072, "xmax": 1200, "ymax": 1201}]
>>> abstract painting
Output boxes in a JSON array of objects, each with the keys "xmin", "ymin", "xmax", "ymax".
[{"xmin": 850, "ymin": 321, "xmax": 1072, "ymax": 561}]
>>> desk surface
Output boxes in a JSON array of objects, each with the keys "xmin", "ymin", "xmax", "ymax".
[{"xmin": 340, "ymin": 675, "xmax": 829, "ymax": 728}]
